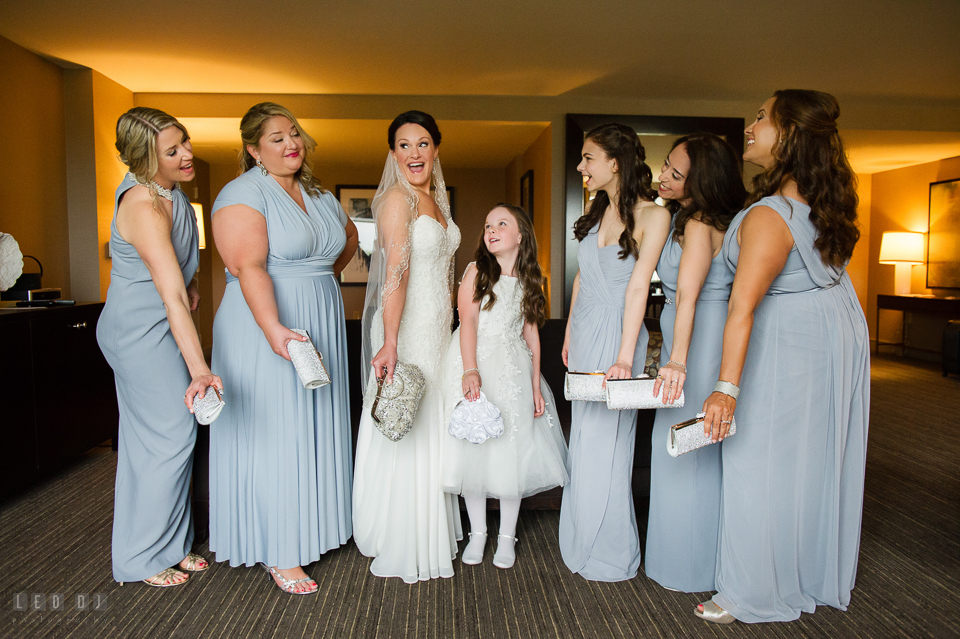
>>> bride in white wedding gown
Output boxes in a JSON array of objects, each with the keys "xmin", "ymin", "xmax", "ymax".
[{"xmin": 353, "ymin": 111, "xmax": 463, "ymax": 583}]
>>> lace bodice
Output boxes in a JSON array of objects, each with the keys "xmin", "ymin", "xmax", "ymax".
[
  {"xmin": 477, "ymin": 275, "xmax": 527, "ymax": 346},
  {"xmin": 394, "ymin": 216, "xmax": 461, "ymax": 381}
]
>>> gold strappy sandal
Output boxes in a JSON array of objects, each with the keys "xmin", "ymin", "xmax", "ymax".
[
  {"xmin": 180, "ymin": 552, "xmax": 209, "ymax": 572},
  {"xmin": 142, "ymin": 567, "xmax": 189, "ymax": 588}
]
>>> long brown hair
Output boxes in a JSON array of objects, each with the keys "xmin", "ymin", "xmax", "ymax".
[
  {"xmin": 239, "ymin": 102, "xmax": 325, "ymax": 197},
  {"xmin": 473, "ymin": 204, "xmax": 546, "ymax": 327},
  {"xmin": 748, "ymin": 89, "xmax": 860, "ymax": 266},
  {"xmin": 665, "ymin": 133, "xmax": 746, "ymax": 240},
  {"xmin": 572, "ymin": 123, "xmax": 657, "ymax": 260}
]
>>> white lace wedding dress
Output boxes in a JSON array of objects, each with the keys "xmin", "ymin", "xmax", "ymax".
[{"xmin": 353, "ymin": 214, "xmax": 463, "ymax": 583}]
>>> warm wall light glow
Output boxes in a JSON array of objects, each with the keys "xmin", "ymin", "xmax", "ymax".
[
  {"xmin": 879, "ymin": 231, "xmax": 925, "ymax": 295},
  {"xmin": 192, "ymin": 203, "xmax": 206, "ymax": 250},
  {"xmin": 879, "ymin": 232, "xmax": 925, "ymax": 264}
]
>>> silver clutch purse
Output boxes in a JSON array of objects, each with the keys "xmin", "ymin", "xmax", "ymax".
[
  {"xmin": 367, "ymin": 361, "xmax": 426, "ymax": 442},
  {"xmin": 605, "ymin": 376, "xmax": 684, "ymax": 410},
  {"xmin": 666, "ymin": 412, "xmax": 736, "ymax": 457},
  {"xmin": 563, "ymin": 371, "xmax": 607, "ymax": 401},
  {"xmin": 192, "ymin": 386, "xmax": 225, "ymax": 425},
  {"xmin": 286, "ymin": 329, "xmax": 331, "ymax": 389}
]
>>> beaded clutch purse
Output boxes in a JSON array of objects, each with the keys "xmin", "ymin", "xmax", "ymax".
[
  {"xmin": 563, "ymin": 371, "xmax": 607, "ymax": 402},
  {"xmin": 192, "ymin": 386, "xmax": 225, "ymax": 425},
  {"xmin": 667, "ymin": 412, "xmax": 736, "ymax": 457},
  {"xmin": 368, "ymin": 362, "xmax": 426, "ymax": 442},
  {"xmin": 287, "ymin": 329, "xmax": 331, "ymax": 389},
  {"xmin": 605, "ymin": 377, "xmax": 684, "ymax": 410}
]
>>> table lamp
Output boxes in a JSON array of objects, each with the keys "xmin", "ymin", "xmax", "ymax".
[{"xmin": 879, "ymin": 232, "xmax": 924, "ymax": 295}]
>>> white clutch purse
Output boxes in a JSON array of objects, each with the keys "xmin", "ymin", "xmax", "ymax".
[
  {"xmin": 192, "ymin": 386, "xmax": 225, "ymax": 425},
  {"xmin": 563, "ymin": 371, "xmax": 607, "ymax": 401},
  {"xmin": 667, "ymin": 412, "xmax": 736, "ymax": 457},
  {"xmin": 447, "ymin": 391, "xmax": 504, "ymax": 444},
  {"xmin": 605, "ymin": 376, "xmax": 684, "ymax": 410},
  {"xmin": 286, "ymin": 329, "xmax": 331, "ymax": 389}
]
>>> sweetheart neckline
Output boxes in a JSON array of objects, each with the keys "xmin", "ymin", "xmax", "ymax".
[{"xmin": 415, "ymin": 214, "xmax": 449, "ymax": 232}]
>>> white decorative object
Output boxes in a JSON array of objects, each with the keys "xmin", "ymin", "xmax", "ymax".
[
  {"xmin": 0, "ymin": 233, "xmax": 24, "ymax": 292},
  {"xmin": 448, "ymin": 391, "xmax": 504, "ymax": 444}
]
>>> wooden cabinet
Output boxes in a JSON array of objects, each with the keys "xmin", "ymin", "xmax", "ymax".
[{"xmin": 0, "ymin": 303, "xmax": 117, "ymax": 499}]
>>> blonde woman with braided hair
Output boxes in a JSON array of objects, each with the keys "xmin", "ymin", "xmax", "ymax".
[{"xmin": 98, "ymin": 106, "xmax": 221, "ymax": 587}]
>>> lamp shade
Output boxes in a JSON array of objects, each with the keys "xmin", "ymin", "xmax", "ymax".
[
  {"xmin": 879, "ymin": 232, "xmax": 924, "ymax": 264},
  {"xmin": 191, "ymin": 203, "xmax": 206, "ymax": 250}
]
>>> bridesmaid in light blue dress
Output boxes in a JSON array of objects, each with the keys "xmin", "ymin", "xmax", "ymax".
[
  {"xmin": 644, "ymin": 134, "xmax": 746, "ymax": 593},
  {"xmin": 560, "ymin": 123, "xmax": 671, "ymax": 582},
  {"xmin": 98, "ymin": 108, "xmax": 221, "ymax": 587},
  {"xmin": 209, "ymin": 103, "xmax": 359, "ymax": 595},
  {"xmin": 695, "ymin": 91, "xmax": 870, "ymax": 624}
]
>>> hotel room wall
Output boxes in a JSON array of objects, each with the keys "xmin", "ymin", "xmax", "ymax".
[
  {"xmin": 868, "ymin": 155, "xmax": 960, "ymax": 352},
  {"xmin": 507, "ymin": 125, "xmax": 553, "ymax": 315},
  {"xmin": 0, "ymin": 35, "xmax": 69, "ymax": 297}
]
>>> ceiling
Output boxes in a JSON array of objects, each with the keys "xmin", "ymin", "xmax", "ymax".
[
  {"xmin": 181, "ymin": 118, "xmax": 550, "ymax": 168},
  {"xmin": 2, "ymin": 0, "xmax": 959, "ymax": 174},
  {"xmin": 3, "ymin": 0, "xmax": 958, "ymax": 101}
]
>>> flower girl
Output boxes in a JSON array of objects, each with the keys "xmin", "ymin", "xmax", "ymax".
[{"xmin": 442, "ymin": 204, "xmax": 569, "ymax": 569}]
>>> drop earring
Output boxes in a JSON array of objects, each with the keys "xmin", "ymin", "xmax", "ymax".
[{"xmin": 256, "ymin": 158, "xmax": 268, "ymax": 176}]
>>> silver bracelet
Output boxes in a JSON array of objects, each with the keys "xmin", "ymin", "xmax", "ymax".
[
  {"xmin": 714, "ymin": 380, "xmax": 740, "ymax": 400},
  {"xmin": 666, "ymin": 360, "xmax": 686, "ymax": 373},
  {"xmin": 462, "ymin": 368, "xmax": 480, "ymax": 380}
]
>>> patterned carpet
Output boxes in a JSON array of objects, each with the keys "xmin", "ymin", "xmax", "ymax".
[{"xmin": 2, "ymin": 354, "xmax": 958, "ymax": 638}]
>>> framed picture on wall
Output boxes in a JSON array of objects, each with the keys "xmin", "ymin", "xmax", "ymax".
[
  {"xmin": 928, "ymin": 178, "xmax": 960, "ymax": 289},
  {"xmin": 520, "ymin": 170, "xmax": 534, "ymax": 220},
  {"xmin": 336, "ymin": 185, "xmax": 377, "ymax": 286}
]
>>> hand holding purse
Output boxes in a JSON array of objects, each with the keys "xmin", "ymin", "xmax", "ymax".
[
  {"xmin": 286, "ymin": 329, "xmax": 331, "ymax": 389},
  {"xmin": 367, "ymin": 361, "xmax": 426, "ymax": 442},
  {"xmin": 448, "ymin": 391, "xmax": 504, "ymax": 444},
  {"xmin": 605, "ymin": 376, "xmax": 684, "ymax": 410},
  {"xmin": 667, "ymin": 412, "xmax": 736, "ymax": 457}
]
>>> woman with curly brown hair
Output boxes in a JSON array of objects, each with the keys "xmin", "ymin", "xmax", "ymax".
[
  {"xmin": 645, "ymin": 133, "xmax": 746, "ymax": 593},
  {"xmin": 694, "ymin": 90, "xmax": 870, "ymax": 624},
  {"xmin": 559, "ymin": 123, "xmax": 671, "ymax": 582}
]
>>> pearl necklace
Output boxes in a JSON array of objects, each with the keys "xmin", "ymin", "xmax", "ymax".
[{"xmin": 131, "ymin": 173, "xmax": 175, "ymax": 201}]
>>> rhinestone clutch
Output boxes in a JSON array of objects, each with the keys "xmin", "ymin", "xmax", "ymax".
[
  {"xmin": 286, "ymin": 329, "xmax": 331, "ymax": 390},
  {"xmin": 667, "ymin": 412, "xmax": 736, "ymax": 457},
  {"xmin": 192, "ymin": 386, "xmax": 225, "ymax": 425},
  {"xmin": 368, "ymin": 361, "xmax": 426, "ymax": 442},
  {"xmin": 563, "ymin": 371, "xmax": 607, "ymax": 402},
  {"xmin": 605, "ymin": 377, "xmax": 684, "ymax": 410}
]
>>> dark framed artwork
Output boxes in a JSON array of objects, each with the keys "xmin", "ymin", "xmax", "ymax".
[
  {"xmin": 336, "ymin": 185, "xmax": 377, "ymax": 286},
  {"xmin": 562, "ymin": 114, "xmax": 746, "ymax": 315},
  {"xmin": 520, "ymin": 170, "xmax": 534, "ymax": 220},
  {"xmin": 928, "ymin": 178, "xmax": 960, "ymax": 289},
  {"xmin": 334, "ymin": 183, "xmax": 457, "ymax": 286}
]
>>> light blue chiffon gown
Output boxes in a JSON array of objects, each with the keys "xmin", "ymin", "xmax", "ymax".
[
  {"xmin": 713, "ymin": 196, "xmax": 870, "ymax": 622},
  {"xmin": 560, "ymin": 226, "xmax": 649, "ymax": 582},
  {"xmin": 97, "ymin": 174, "xmax": 199, "ymax": 582},
  {"xmin": 645, "ymin": 222, "xmax": 732, "ymax": 592},
  {"xmin": 209, "ymin": 168, "xmax": 353, "ymax": 569}
]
